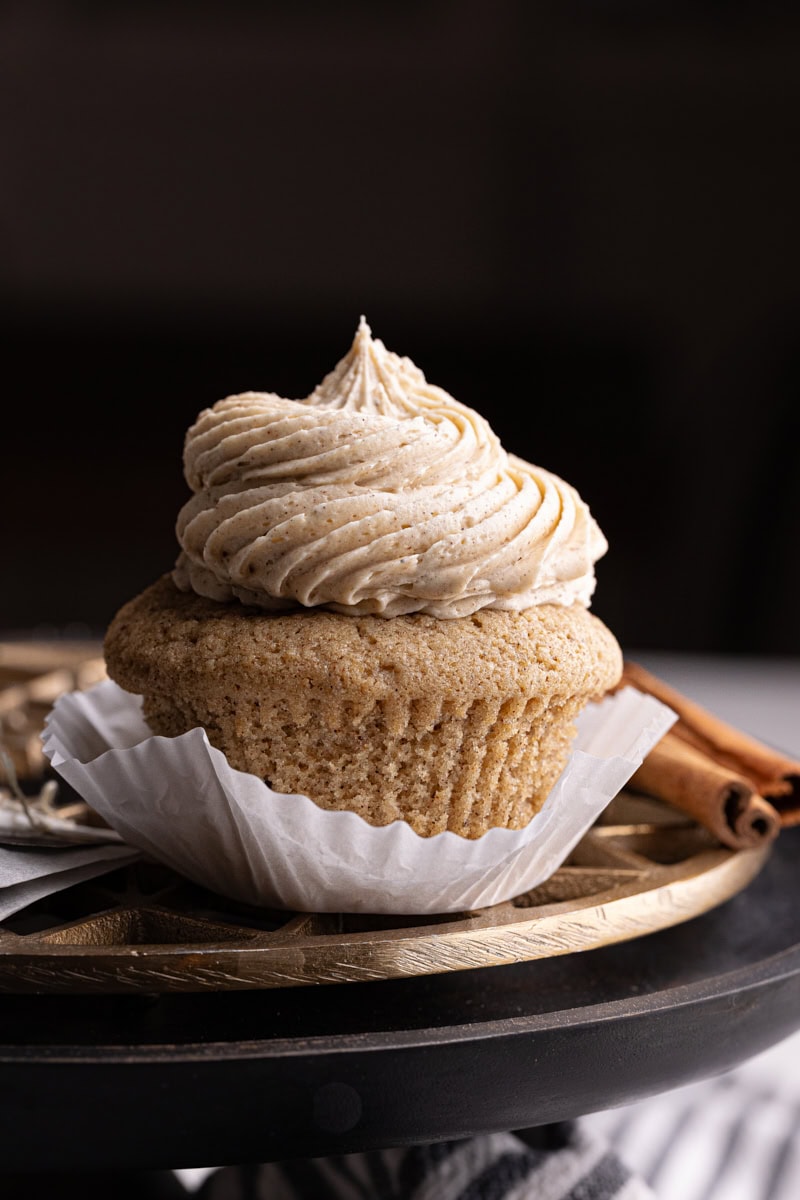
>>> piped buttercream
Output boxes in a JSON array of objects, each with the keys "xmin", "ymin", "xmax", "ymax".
[{"xmin": 174, "ymin": 319, "xmax": 608, "ymax": 617}]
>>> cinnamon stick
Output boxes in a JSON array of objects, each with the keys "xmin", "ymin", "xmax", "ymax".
[
  {"xmin": 622, "ymin": 661, "xmax": 800, "ymax": 826},
  {"xmin": 630, "ymin": 730, "xmax": 781, "ymax": 850}
]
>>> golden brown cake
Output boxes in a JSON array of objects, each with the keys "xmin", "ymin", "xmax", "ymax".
[{"xmin": 104, "ymin": 575, "xmax": 622, "ymax": 838}]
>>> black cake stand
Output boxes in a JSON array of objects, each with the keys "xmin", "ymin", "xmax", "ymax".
[{"xmin": 0, "ymin": 826, "xmax": 797, "ymax": 1177}]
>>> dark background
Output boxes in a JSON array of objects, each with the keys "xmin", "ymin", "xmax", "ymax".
[{"xmin": 3, "ymin": 1, "xmax": 799, "ymax": 655}]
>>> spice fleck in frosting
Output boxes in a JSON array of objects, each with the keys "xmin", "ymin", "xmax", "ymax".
[{"xmin": 173, "ymin": 319, "xmax": 608, "ymax": 617}]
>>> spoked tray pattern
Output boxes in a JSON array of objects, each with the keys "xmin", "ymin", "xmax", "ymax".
[{"xmin": 0, "ymin": 641, "xmax": 771, "ymax": 994}]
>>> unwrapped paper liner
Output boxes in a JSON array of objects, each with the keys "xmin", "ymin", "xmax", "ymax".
[{"xmin": 42, "ymin": 681, "xmax": 676, "ymax": 914}]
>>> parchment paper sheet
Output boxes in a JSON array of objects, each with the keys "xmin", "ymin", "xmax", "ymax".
[{"xmin": 0, "ymin": 843, "xmax": 140, "ymax": 921}]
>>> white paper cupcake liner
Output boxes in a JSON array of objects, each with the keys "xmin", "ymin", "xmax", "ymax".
[{"xmin": 42, "ymin": 680, "xmax": 675, "ymax": 914}]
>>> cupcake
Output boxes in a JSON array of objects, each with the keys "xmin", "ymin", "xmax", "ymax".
[{"xmin": 104, "ymin": 319, "xmax": 622, "ymax": 838}]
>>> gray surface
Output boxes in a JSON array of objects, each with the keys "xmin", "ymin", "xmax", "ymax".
[{"xmin": 633, "ymin": 652, "xmax": 800, "ymax": 757}]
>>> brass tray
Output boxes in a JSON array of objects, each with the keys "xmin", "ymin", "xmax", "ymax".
[{"xmin": 0, "ymin": 641, "xmax": 771, "ymax": 994}]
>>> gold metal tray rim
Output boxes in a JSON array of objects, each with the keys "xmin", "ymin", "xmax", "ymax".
[{"xmin": 0, "ymin": 826, "xmax": 770, "ymax": 993}]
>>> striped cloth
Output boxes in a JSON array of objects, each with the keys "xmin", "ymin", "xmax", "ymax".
[{"xmin": 190, "ymin": 1125, "xmax": 652, "ymax": 1199}]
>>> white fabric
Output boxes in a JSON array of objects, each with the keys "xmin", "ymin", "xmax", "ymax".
[{"xmin": 181, "ymin": 1124, "xmax": 654, "ymax": 1198}]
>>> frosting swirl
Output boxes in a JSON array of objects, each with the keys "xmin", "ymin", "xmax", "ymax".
[{"xmin": 173, "ymin": 319, "xmax": 608, "ymax": 617}]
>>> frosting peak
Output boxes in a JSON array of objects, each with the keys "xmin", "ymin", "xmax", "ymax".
[
  {"xmin": 174, "ymin": 322, "xmax": 608, "ymax": 617},
  {"xmin": 307, "ymin": 317, "xmax": 489, "ymax": 426},
  {"xmin": 308, "ymin": 315, "xmax": 407, "ymax": 414}
]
